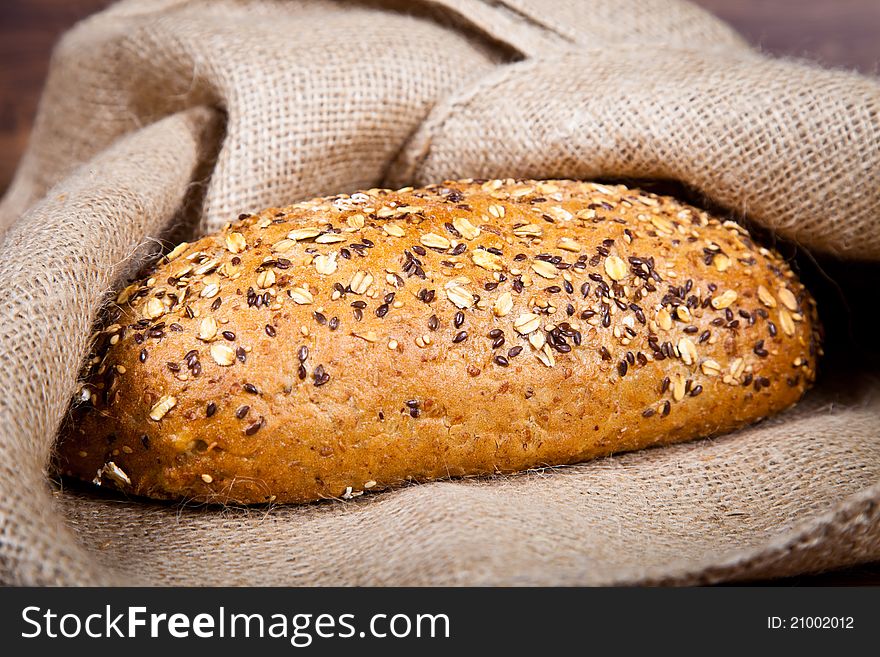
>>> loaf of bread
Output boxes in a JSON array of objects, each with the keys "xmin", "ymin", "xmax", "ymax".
[{"xmin": 55, "ymin": 179, "xmax": 821, "ymax": 504}]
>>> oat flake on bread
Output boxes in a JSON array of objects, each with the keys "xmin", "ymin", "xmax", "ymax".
[{"xmin": 56, "ymin": 179, "xmax": 821, "ymax": 504}]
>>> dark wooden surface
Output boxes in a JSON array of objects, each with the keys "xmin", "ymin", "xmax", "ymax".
[{"xmin": 1, "ymin": 1, "xmax": 878, "ymax": 585}]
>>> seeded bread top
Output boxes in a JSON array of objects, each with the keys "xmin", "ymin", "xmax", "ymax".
[{"xmin": 59, "ymin": 179, "xmax": 820, "ymax": 502}]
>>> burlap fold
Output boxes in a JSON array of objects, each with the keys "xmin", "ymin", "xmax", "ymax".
[{"xmin": 0, "ymin": 0, "xmax": 878, "ymax": 586}]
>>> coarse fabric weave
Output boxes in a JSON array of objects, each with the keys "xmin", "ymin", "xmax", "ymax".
[{"xmin": 0, "ymin": 0, "xmax": 878, "ymax": 586}]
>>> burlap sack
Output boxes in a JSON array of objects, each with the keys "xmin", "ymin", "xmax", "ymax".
[{"xmin": 0, "ymin": 0, "xmax": 878, "ymax": 586}]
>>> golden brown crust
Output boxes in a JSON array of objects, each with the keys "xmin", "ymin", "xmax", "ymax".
[{"xmin": 55, "ymin": 179, "xmax": 821, "ymax": 504}]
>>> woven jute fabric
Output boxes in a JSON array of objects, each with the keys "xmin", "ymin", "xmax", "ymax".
[{"xmin": 0, "ymin": 0, "xmax": 878, "ymax": 586}]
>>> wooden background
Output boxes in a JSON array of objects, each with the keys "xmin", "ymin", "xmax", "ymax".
[{"xmin": 1, "ymin": 1, "xmax": 878, "ymax": 584}]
